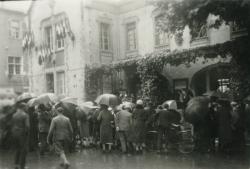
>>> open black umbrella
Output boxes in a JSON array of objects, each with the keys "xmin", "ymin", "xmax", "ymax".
[
  {"xmin": 184, "ymin": 96, "xmax": 210, "ymax": 124},
  {"xmin": 95, "ymin": 94, "xmax": 119, "ymax": 107}
]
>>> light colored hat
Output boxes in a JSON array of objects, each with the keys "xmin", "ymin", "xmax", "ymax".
[{"xmin": 136, "ymin": 99, "xmax": 143, "ymax": 105}]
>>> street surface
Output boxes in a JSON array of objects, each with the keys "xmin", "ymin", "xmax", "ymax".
[{"xmin": 0, "ymin": 149, "xmax": 249, "ymax": 169}]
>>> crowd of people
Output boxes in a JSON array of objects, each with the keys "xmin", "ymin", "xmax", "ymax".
[{"xmin": 0, "ymin": 91, "xmax": 250, "ymax": 169}]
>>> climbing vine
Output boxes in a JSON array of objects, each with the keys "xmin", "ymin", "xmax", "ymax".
[{"xmin": 85, "ymin": 37, "xmax": 250, "ymax": 103}]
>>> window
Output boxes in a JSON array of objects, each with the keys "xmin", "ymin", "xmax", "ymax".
[
  {"xmin": 56, "ymin": 36, "xmax": 64, "ymax": 50},
  {"xmin": 126, "ymin": 22, "xmax": 137, "ymax": 51},
  {"xmin": 8, "ymin": 56, "xmax": 21, "ymax": 75},
  {"xmin": 192, "ymin": 24, "xmax": 208, "ymax": 40},
  {"xmin": 56, "ymin": 22, "xmax": 64, "ymax": 50},
  {"xmin": 56, "ymin": 72, "xmax": 65, "ymax": 94},
  {"xmin": 10, "ymin": 20, "xmax": 20, "ymax": 39},
  {"xmin": 155, "ymin": 16, "xmax": 169, "ymax": 46},
  {"xmin": 100, "ymin": 23, "xmax": 111, "ymax": 50},
  {"xmin": 45, "ymin": 26, "xmax": 53, "ymax": 50}
]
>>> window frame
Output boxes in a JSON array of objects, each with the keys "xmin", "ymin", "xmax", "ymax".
[
  {"xmin": 45, "ymin": 26, "xmax": 53, "ymax": 50},
  {"xmin": 99, "ymin": 22, "xmax": 111, "ymax": 51},
  {"xmin": 56, "ymin": 71, "xmax": 65, "ymax": 95},
  {"xmin": 9, "ymin": 20, "xmax": 20, "ymax": 39},
  {"xmin": 154, "ymin": 16, "xmax": 169, "ymax": 48},
  {"xmin": 55, "ymin": 21, "xmax": 65, "ymax": 51},
  {"xmin": 8, "ymin": 56, "xmax": 22, "ymax": 76},
  {"xmin": 126, "ymin": 22, "xmax": 137, "ymax": 52}
]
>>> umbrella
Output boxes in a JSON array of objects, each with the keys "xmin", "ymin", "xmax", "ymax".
[
  {"xmin": 61, "ymin": 97, "xmax": 77, "ymax": 105},
  {"xmin": 95, "ymin": 94, "xmax": 119, "ymax": 107},
  {"xmin": 184, "ymin": 96, "xmax": 210, "ymax": 124},
  {"xmin": 78, "ymin": 101, "xmax": 99, "ymax": 114},
  {"xmin": 29, "ymin": 93, "xmax": 58, "ymax": 106},
  {"xmin": 27, "ymin": 97, "xmax": 37, "ymax": 107},
  {"xmin": 16, "ymin": 92, "xmax": 36, "ymax": 103},
  {"xmin": 162, "ymin": 100, "xmax": 177, "ymax": 111},
  {"xmin": 244, "ymin": 95, "xmax": 250, "ymax": 104}
]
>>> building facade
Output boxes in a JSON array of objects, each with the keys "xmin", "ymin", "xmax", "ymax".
[
  {"xmin": 0, "ymin": 8, "xmax": 28, "ymax": 94},
  {"xmin": 27, "ymin": 0, "xmax": 247, "ymax": 102}
]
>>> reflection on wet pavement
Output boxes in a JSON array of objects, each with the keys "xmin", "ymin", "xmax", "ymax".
[{"xmin": 0, "ymin": 149, "xmax": 249, "ymax": 169}]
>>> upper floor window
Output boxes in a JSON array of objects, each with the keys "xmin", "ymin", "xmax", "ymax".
[
  {"xmin": 100, "ymin": 22, "xmax": 111, "ymax": 51},
  {"xmin": 126, "ymin": 22, "xmax": 137, "ymax": 51},
  {"xmin": 45, "ymin": 26, "xmax": 53, "ymax": 50},
  {"xmin": 155, "ymin": 16, "xmax": 169, "ymax": 47},
  {"xmin": 10, "ymin": 20, "xmax": 20, "ymax": 39},
  {"xmin": 192, "ymin": 24, "xmax": 208, "ymax": 40},
  {"xmin": 55, "ymin": 22, "xmax": 65, "ymax": 50},
  {"xmin": 8, "ymin": 56, "xmax": 21, "ymax": 75}
]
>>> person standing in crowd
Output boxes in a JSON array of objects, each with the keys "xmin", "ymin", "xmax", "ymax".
[
  {"xmin": 132, "ymin": 100, "xmax": 147, "ymax": 153},
  {"xmin": 115, "ymin": 104, "xmax": 132, "ymax": 153},
  {"xmin": 11, "ymin": 103, "xmax": 30, "ymax": 169},
  {"xmin": 27, "ymin": 106, "xmax": 38, "ymax": 152},
  {"xmin": 155, "ymin": 104, "xmax": 170, "ymax": 153},
  {"xmin": 37, "ymin": 104, "xmax": 51, "ymax": 155},
  {"xmin": 216, "ymin": 99, "xmax": 232, "ymax": 153},
  {"xmin": 98, "ymin": 104, "xmax": 114, "ymax": 153},
  {"xmin": 47, "ymin": 107, "xmax": 73, "ymax": 169},
  {"xmin": 230, "ymin": 100, "xmax": 246, "ymax": 153},
  {"xmin": 76, "ymin": 107, "xmax": 90, "ymax": 148}
]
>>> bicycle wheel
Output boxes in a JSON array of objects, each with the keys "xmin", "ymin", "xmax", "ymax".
[{"xmin": 178, "ymin": 139, "xmax": 195, "ymax": 154}]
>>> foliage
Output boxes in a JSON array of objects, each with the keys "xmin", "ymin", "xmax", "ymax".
[
  {"xmin": 154, "ymin": 0, "xmax": 250, "ymax": 100},
  {"xmin": 154, "ymin": 0, "xmax": 250, "ymax": 37},
  {"xmin": 85, "ymin": 39, "xmax": 245, "ymax": 103}
]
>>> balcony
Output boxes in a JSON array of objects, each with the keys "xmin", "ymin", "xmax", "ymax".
[
  {"xmin": 191, "ymin": 36, "xmax": 209, "ymax": 48},
  {"xmin": 100, "ymin": 50, "xmax": 113, "ymax": 64},
  {"xmin": 231, "ymin": 26, "xmax": 248, "ymax": 40},
  {"xmin": 125, "ymin": 50, "xmax": 138, "ymax": 59}
]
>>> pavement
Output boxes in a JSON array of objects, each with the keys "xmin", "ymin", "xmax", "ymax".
[{"xmin": 0, "ymin": 149, "xmax": 249, "ymax": 169}]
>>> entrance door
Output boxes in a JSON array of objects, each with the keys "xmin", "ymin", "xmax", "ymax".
[{"xmin": 192, "ymin": 64, "xmax": 230, "ymax": 96}]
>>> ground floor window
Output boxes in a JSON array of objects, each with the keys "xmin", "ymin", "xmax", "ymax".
[
  {"xmin": 46, "ymin": 73, "xmax": 54, "ymax": 93},
  {"xmin": 56, "ymin": 71, "xmax": 65, "ymax": 94}
]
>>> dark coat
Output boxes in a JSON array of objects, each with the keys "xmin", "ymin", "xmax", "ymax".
[
  {"xmin": 98, "ymin": 109, "xmax": 114, "ymax": 144},
  {"xmin": 131, "ymin": 107, "xmax": 147, "ymax": 143}
]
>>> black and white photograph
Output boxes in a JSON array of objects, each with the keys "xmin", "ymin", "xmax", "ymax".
[{"xmin": 0, "ymin": 0, "xmax": 250, "ymax": 168}]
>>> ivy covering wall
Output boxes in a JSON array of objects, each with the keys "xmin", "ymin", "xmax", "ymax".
[{"xmin": 85, "ymin": 37, "xmax": 250, "ymax": 104}]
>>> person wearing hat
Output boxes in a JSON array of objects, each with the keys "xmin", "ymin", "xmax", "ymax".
[
  {"xmin": 11, "ymin": 102, "xmax": 30, "ymax": 169},
  {"xmin": 131, "ymin": 99, "xmax": 147, "ymax": 153},
  {"xmin": 47, "ymin": 107, "xmax": 73, "ymax": 169},
  {"xmin": 97, "ymin": 104, "xmax": 114, "ymax": 153},
  {"xmin": 115, "ymin": 104, "xmax": 132, "ymax": 153}
]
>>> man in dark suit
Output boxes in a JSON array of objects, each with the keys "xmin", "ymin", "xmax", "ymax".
[{"xmin": 11, "ymin": 103, "xmax": 30, "ymax": 169}]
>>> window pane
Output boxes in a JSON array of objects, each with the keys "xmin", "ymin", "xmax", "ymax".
[
  {"xmin": 15, "ymin": 65, "xmax": 20, "ymax": 75},
  {"xmin": 15, "ymin": 57, "xmax": 20, "ymax": 64},
  {"xmin": 127, "ymin": 22, "xmax": 136, "ymax": 50},
  {"xmin": 100, "ymin": 23, "xmax": 110, "ymax": 50},
  {"xmin": 9, "ymin": 65, "xmax": 14, "ymax": 75}
]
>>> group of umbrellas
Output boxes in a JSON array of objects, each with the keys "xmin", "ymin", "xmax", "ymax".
[{"xmin": 14, "ymin": 92, "xmax": 121, "ymax": 114}]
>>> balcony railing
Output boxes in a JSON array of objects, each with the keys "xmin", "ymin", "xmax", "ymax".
[{"xmin": 100, "ymin": 50, "xmax": 113, "ymax": 63}]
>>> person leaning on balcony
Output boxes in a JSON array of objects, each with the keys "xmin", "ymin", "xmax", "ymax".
[{"xmin": 47, "ymin": 107, "xmax": 73, "ymax": 169}]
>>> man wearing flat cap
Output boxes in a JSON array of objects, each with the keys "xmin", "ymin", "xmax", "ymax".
[{"xmin": 47, "ymin": 107, "xmax": 73, "ymax": 169}]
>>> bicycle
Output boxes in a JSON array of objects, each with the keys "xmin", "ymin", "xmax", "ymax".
[{"xmin": 167, "ymin": 122, "xmax": 195, "ymax": 154}]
